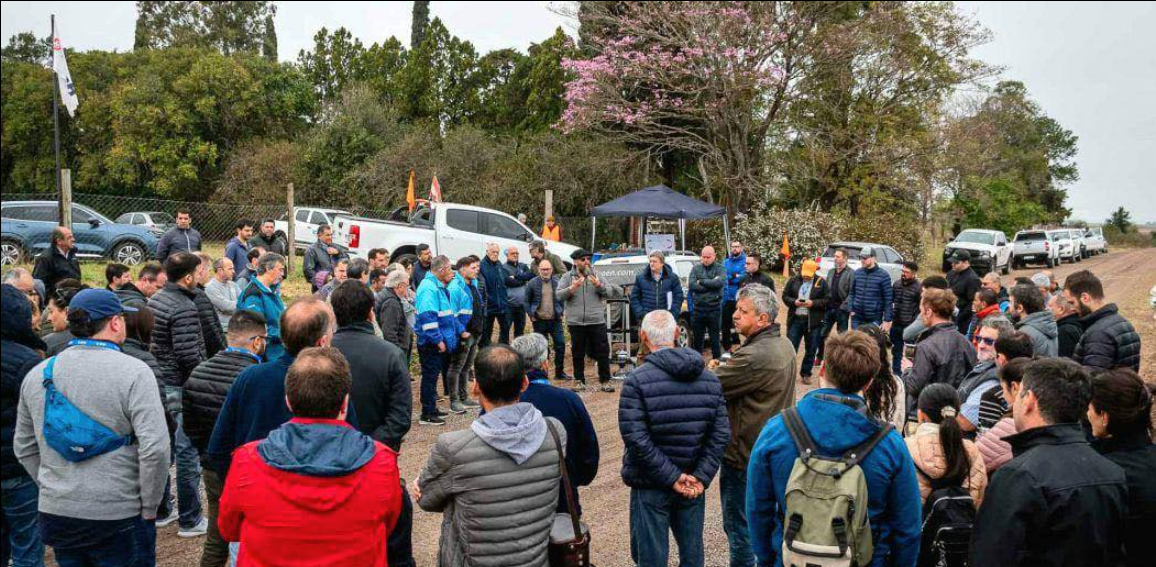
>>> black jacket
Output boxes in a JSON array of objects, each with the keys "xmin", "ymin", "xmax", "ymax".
[
  {"xmin": 740, "ymin": 270, "xmax": 776, "ymax": 294},
  {"xmin": 195, "ymin": 285, "xmax": 226, "ymax": 358},
  {"xmin": 183, "ymin": 348, "xmax": 260, "ymax": 466},
  {"xmin": 375, "ymin": 288, "xmax": 411, "ymax": 353},
  {"xmin": 113, "ymin": 283, "xmax": 149, "ymax": 309},
  {"xmin": 902, "ymin": 322, "xmax": 976, "ymax": 420},
  {"xmin": 1055, "ymin": 313, "xmax": 1083, "ymax": 359},
  {"xmin": 122, "ymin": 337, "xmax": 177, "ymax": 435},
  {"xmin": 1093, "ymin": 430, "xmax": 1156, "ymax": 567},
  {"xmin": 688, "ymin": 261, "xmax": 726, "ymax": 313},
  {"xmin": 947, "ymin": 266, "xmax": 981, "ymax": 334},
  {"xmin": 331, "ymin": 322, "xmax": 412, "ymax": 452},
  {"xmin": 149, "ymin": 283, "xmax": 207, "ymax": 387},
  {"xmin": 1074, "ymin": 303, "xmax": 1141, "ymax": 372},
  {"xmin": 1, "ymin": 284, "xmax": 45, "ymax": 480},
  {"xmin": 782, "ymin": 275, "xmax": 828, "ymax": 331},
  {"xmin": 32, "ymin": 246, "xmax": 81, "ymax": 300},
  {"xmin": 891, "ymin": 277, "xmax": 923, "ymax": 328},
  {"xmin": 824, "ymin": 265, "xmax": 853, "ymax": 308},
  {"xmin": 248, "ymin": 232, "xmax": 288, "ymax": 258},
  {"xmin": 972, "ymin": 423, "xmax": 1127, "ymax": 567}
]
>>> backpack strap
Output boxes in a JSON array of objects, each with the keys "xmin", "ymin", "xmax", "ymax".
[
  {"xmin": 782, "ymin": 407, "xmax": 819, "ymax": 462},
  {"xmin": 843, "ymin": 422, "xmax": 894, "ymax": 468}
]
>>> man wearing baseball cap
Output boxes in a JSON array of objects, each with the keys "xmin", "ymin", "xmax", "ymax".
[
  {"xmin": 14, "ymin": 289, "xmax": 170, "ymax": 565},
  {"xmin": 947, "ymin": 249, "xmax": 982, "ymax": 334},
  {"xmin": 846, "ymin": 246, "xmax": 893, "ymax": 330}
]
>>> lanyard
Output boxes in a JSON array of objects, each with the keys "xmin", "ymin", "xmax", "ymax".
[
  {"xmin": 530, "ymin": 379, "xmax": 550, "ymax": 385},
  {"xmin": 225, "ymin": 347, "xmax": 262, "ymax": 364},
  {"xmin": 67, "ymin": 339, "xmax": 122, "ymax": 352}
]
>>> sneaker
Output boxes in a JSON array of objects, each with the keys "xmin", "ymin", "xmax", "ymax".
[
  {"xmin": 178, "ymin": 517, "xmax": 208, "ymax": 538},
  {"xmin": 571, "ymin": 382, "xmax": 587, "ymax": 392},
  {"xmin": 419, "ymin": 415, "xmax": 447, "ymax": 426},
  {"xmin": 461, "ymin": 399, "xmax": 480, "ymax": 408},
  {"xmin": 556, "ymin": 373, "xmax": 574, "ymax": 381},
  {"xmin": 154, "ymin": 509, "xmax": 179, "ymax": 528},
  {"xmin": 449, "ymin": 402, "xmax": 467, "ymax": 414},
  {"xmin": 800, "ymin": 374, "xmax": 812, "ymax": 385},
  {"xmin": 599, "ymin": 383, "xmax": 617, "ymax": 393},
  {"xmin": 436, "ymin": 408, "xmax": 450, "ymax": 417}
]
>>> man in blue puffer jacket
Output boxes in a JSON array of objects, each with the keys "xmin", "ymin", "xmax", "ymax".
[
  {"xmin": 747, "ymin": 330, "xmax": 921, "ymax": 567},
  {"xmin": 620, "ymin": 310, "xmax": 730, "ymax": 567},
  {"xmin": 846, "ymin": 247, "xmax": 893, "ymax": 330},
  {"xmin": 1, "ymin": 284, "xmax": 45, "ymax": 566},
  {"xmin": 629, "ymin": 250, "xmax": 685, "ymax": 324},
  {"xmin": 414, "ymin": 256, "xmax": 461, "ymax": 426}
]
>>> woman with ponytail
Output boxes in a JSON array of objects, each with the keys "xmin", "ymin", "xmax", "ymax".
[
  {"xmin": 1087, "ymin": 368, "xmax": 1155, "ymax": 567},
  {"xmin": 905, "ymin": 383, "xmax": 987, "ymax": 505}
]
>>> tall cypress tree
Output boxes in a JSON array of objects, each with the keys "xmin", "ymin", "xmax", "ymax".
[
  {"xmin": 262, "ymin": 14, "xmax": 278, "ymax": 61},
  {"xmin": 411, "ymin": 1, "xmax": 430, "ymax": 49}
]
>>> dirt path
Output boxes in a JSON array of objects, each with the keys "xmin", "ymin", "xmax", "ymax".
[{"xmin": 138, "ymin": 247, "xmax": 1155, "ymax": 567}]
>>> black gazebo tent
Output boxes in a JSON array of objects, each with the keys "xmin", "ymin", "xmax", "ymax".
[{"xmin": 589, "ymin": 184, "xmax": 728, "ymax": 250}]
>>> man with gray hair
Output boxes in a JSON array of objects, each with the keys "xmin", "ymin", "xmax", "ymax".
[
  {"xmin": 629, "ymin": 250, "xmax": 685, "ymax": 324},
  {"xmin": 239, "ymin": 252, "xmax": 287, "ymax": 361},
  {"xmin": 706, "ymin": 283, "xmax": 795, "ymax": 565},
  {"xmin": 205, "ymin": 257, "xmax": 239, "ymax": 327},
  {"xmin": 376, "ymin": 268, "xmax": 413, "ymax": 357},
  {"xmin": 512, "ymin": 333, "xmax": 600, "ymax": 516},
  {"xmin": 619, "ymin": 310, "xmax": 729, "ymax": 567},
  {"xmin": 1048, "ymin": 292, "xmax": 1083, "ymax": 358},
  {"xmin": 957, "ymin": 315, "xmax": 1017, "ymax": 435}
]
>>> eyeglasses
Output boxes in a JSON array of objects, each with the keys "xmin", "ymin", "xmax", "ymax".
[{"xmin": 978, "ymin": 337, "xmax": 997, "ymax": 346}]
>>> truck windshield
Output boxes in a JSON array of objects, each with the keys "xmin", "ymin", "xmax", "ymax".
[
  {"xmin": 954, "ymin": 231, "xmax": 995, "ymax": 245},
  {"xmin": 1015, "ymin": 232, "xmax": 1046, "ymax": 242}
]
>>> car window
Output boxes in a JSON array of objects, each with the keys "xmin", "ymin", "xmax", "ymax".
[
  {"xmin": 879, "ymin": 248, "xmax": 898, "ymax": 264},
  {"xmin": 954, "ymin": 231, "xmax": 995, "ymax": 245},
  {"xmin": 484, "ymin": 212, "xmax": 529, "ymax": 240},
  {"xmin": 309, "ymin": 211, "xmax": 328, "ymax": 225},
  {"xmin": 152, "ymin": 212, "xmax": 175, "ymax": 224},
  {"xmin": 888, "ymin": 247, "xmax": 904, "ymax": 263},
  {"xmin": 446, "ymin": 209, "xmax": 480, "ymax": 233},
  {"xmin": 71, "ymin": 206, "xmax": 94, "ymax": 224},
  {"xmin": 27, "ymin": 205, "xmax": 57, "ymax": 222},
  {"xmin": 822, "ymin": 245, "xmax": 861, "ymax": 258},
  {"xmin": 2, "ymin": 205, "xmax": 31, "ymax": 221},
  {"xmin": 1016, "ymin": 232, "xmax": 1046, "ymax": 242},
  {"xmin": 296, "ymin": 209, "xmax": 311, "ymax": 223}
]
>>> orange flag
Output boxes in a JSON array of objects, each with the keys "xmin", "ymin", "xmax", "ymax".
[
  {"xmin": 406, "ymin": 170, "xmax": 416, "ymax": 211},
  {"xmin": 781, "ymin": 233, "xmax": 791, "ymax": 277}
]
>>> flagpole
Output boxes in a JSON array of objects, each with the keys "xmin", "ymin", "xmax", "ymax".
[{"xmin": 52, "ymin": 14, "xmax": 64, "ymax": 226}]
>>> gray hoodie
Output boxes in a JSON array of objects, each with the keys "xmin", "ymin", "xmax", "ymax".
[
  {"xmin": 1017, "ymin": 310, "xmax": 1059, "ymax": 357},
  {"xmin": 419, "ymin": 403, "xmax": 564, "ymax": 567},
  {"xmin": 557, "ymin": 267, "xmax": 623, "ymax": 326}
]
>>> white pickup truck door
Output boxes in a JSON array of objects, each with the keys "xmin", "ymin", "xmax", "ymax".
[
  {"xmin": 439, "ymin": 208, "xmax": 483, "ymax": 261},
  {"xmin": 479, "ymin": 210, "xmax": 537, "ymax": 262}
]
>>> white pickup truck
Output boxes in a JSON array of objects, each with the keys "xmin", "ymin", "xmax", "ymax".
[
  {"xmin": 273, "ymin": 207, "xmax": 352, "ymax": 252},
  {"xmin": 332, "ymin": 202, "xmax": 580, "ymax": 266}
]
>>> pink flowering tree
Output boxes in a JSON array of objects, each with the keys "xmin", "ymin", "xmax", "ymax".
[{"xmin": 560, "ymin": 1, "xmax": 819, "ymax": 211}]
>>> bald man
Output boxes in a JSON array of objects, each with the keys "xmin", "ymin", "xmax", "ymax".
[
  {"xmin": 689, "ymin": 245, "xmax": 727, "ymax": 359},
  {"xmin": 32, "ymin": 225, "xmax": 81, "ymax": 300}
]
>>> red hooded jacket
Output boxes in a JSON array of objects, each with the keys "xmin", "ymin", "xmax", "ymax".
[{"xmin": 218, "ymin": 418, "xmax": 402, "ymax": 567}]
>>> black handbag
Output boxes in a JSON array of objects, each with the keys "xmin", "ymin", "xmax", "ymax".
[{"xmin": 546, "ymin": 421, "xmax": 591, "ymax": 567}]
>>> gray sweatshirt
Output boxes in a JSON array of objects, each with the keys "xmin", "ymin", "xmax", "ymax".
[
  {"xmin": 205, "ymin": 277, "xmax": 240, "ymax": 327},
  {"xmin": 14, "ymin": 343, "xmax": 171, "ymax": 520},
  {"xmin": 557, "ymin": 267, "xmax": 623, "ymax": 326}
]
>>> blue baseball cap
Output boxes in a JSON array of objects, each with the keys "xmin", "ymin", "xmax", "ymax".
[{"xmin": 69, "ymin": 288, "xmax": 137, "ymax": 321}]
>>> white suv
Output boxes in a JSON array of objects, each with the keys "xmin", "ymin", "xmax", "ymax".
[{"xmin": 942, "ymin": 229, "xmax": 1012, "ymax": 275}]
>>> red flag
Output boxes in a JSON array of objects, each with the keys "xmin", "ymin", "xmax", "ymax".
[{"xmin": 429, "ymin": 175, "xmax": 443, "ymax": 203}]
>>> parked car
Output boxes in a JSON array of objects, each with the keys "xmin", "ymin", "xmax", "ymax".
[
  {"xmin": 942, "ymin": 229, "xmax": 1012, "ymax": 274},
  {"xmin": 1066, "ymin": 227, "xmax": 1088, "ymax": 260},
  {"xmin": 2, "ymin": 201, "xmax": 159, "ymax": 267},
  {"xmin": 1011, "ymin": 230, "xmax": 1058, "ymax": 269},
  {"xmin": 1083, "ymin": 226, "xmax": 1107, "ymax": 255},
  {"xmin": 332, "ymin": 202, "xmax": 579, "ymax": 267},
  {"xmin": 1048, "ymin": 229, "xmax": 1082, "ymax": 264},
  {"xmin": 114, "ymin": 211, "xmax": 177, "ymax": 233},
  {"xmin": 273, "ymin": 207, "xmax": 352, "ymax": 252},
  {"xmin": 593, "ymin": 250, "xmax": 700, "ymax": 351},
  {"xmin": 817, "ymin": 241, "xmax": 905, "ymax": 283}
]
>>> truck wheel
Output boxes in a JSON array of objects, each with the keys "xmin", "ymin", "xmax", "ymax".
[
  {"xmin": 1001, "ymin": 259, "xmax": 1010, "ymax": 275},
  {"xmin": 112, "ymin": 241, "xmax": 146, "ymax": 266},
  {"xmin": 677, "ymin": 317, "xmax": 691, "ymax": 349},
  {"xmin": 394, "ymin": 253, "xmax": 418, "ymax": 266},
  {"xmin": 1, "ymin": 238, "xmax": 24, "ymax": 266},
  {"xmin": 1045, "ymin": 257, "xmax": 1055, "ymax": 268}
]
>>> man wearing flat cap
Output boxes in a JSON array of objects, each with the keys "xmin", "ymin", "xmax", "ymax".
[{"xmin": 557, "ymin": 249, "xmax": 623, "ymax": 392}]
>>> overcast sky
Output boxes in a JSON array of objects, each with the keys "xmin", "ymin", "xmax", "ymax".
[{"xmin": 3, "ymin": 1, "xmax": 1152, "ymax": 223}]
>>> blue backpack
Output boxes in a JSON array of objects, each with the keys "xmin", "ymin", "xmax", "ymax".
[{"xmin": 42, "ymin": 356, "xmax": 133, "ymax": 462}]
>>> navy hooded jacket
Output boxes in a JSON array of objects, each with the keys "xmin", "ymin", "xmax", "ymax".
[
  {"xmin": 1, "ymin": 284, "xmax": 45, "ymax": 480},
  {"xmin": 618, "ymin": 347, "xmax": 730, "ymax": 490},
  {"xmin": 847, "ymin": 264, "xmax": 893, "ymax": 322},
  {"xmin": 478, "ymin": 256, "xmax": 508, "ymax": 315}
]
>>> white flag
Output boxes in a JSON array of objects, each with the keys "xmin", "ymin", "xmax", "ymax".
[{"xmin": 52, "ymin": 22, "xmax": 79, "ymax": 117}]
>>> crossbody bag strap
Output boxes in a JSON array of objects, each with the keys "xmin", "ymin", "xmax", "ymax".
[{"xmin": 546, "ymin": 420, "xmax": 583, "ymax": 543}]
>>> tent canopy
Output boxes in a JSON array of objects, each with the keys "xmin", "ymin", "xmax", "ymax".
[{"xmin": 590, "ymin": 184, "xmax": 725, "ymax": 220}]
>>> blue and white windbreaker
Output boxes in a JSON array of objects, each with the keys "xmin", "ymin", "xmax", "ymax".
[
  {"xmin": 448, "ymin": 272, "xmax": 478, "ymax": 332},
  {"xmin": 414, "ymin": 272, "xmax": 460, "ymax": 350}
]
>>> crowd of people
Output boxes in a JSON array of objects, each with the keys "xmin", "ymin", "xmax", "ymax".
[{"xmin": 0, "ymin": 211, "xmax": 1151, "ymax": 567}]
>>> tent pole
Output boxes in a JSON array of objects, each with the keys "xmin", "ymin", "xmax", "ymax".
[
  {"xmin": 680, "ymin": 219, "xmax": 686, "ymax": 252},
  {"xmin": 590, "ymin": 216, "xmax": 596, "ymax": 251},
  {"xmin": 723, "ymin": 216, "xmax": 731, "ymax": 247}
]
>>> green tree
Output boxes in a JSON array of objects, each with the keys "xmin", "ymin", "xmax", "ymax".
[
  {"xmin": 471, "ymin": 48, "xmax": 529, "ymax": 132},
  {"xmin": 2, "ymin": 32, "xmax": 51, "ymax": 65},
  {"xmin": 1107, "ymin": 207, "xmax": 1132, "ymax": 233},
  {"xmin": 298, "ymin": 27, "xmax": 366, "ymax": 106},
  {"xmin": 360, "ymin": 37, "xmax": 408, "ymax": 106},
  {"xmin": 411, "ymin": 1, "xmax": 430, "ymax": 49},
  {"xmin": 134, "ymin": 1, "xmax": 276, "ymax": 56},
  {"xmin": 521, "ymin": 28, "xmax": 576, "ymax": 131},
  {"xmin": 395, "ymin": 18, "xmax": 480, "ymax": 127},
  {"xmin": 953, "ymin": 178, "xmax": 1048, "ymax": 236},
  {"xmin": 261, "ymin": 14, "xmax": 277, "ymax": 61}
]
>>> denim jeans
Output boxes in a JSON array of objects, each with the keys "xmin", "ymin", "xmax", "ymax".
[
  {"xmin": 629, "ymin": 488, "xmax": 705, "ymax": 567},
  {"xmin": 817, "ymin": 308, "xmax": 849, "ymax": 361},
  {"xmin": 889, "ymin": 323, "xmax": 908, "ymax": 376},
  {"xmin": 532, "ymin": 319, "xmax": 566, "ymax": 378},
  {"xmin": 851, "ymin": 313, "xmax": 882, "ymax": 329},
  {"xmin": 446, "ymin": 335, "xmax": 479, "ymax": 404},
  {"xmin": 787, "ymin": 317, "xmax": 821, "ymax": 378},
  {"xmin": 505, "ymin": 306, "xmax": 526, "ymax": 343},
  {"xmin": 40, "ymin": 513, "xmax": 156, "ymax": 567},
  {"xmin": 719, "ymin": 463, "xmax": 754, "ymax": 567},
  {"xmin": 162, "ymin": 386, "xmax": 203, "ymax": 529},
  {"xmin": 1, "ymin": 476, "xmax": 43, "ymax": 567},
  {"xmin": 691, "ymin": 310, "xmax": 722, "ymax": 359},
  {"xmin": 418, "ymin": 344, "xmax": 447, "ymax": 417}
]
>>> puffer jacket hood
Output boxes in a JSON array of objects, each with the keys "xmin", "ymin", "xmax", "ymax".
[
  {"xmin": 471, "ymin": 402, "xmax": 547, "ymax": 465},
  {"xmin": 258, "ymin": 419, "xmax": 376, "ymax": 479},
  {"xmin": 1016, "ymin": 310, "xmax": 1059, "ymax": 357},
  {"xmin": 645, "ymin": 346, "xmax": 707, "ymax": 382},
  {"xmin": 1, "ymin": 284, "xmax": 45, "ymax": 351}
]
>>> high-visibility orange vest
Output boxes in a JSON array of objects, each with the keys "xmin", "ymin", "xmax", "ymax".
[{"xmin": 541, "ymin": 224, "xmax": 561, "ymax": 242}]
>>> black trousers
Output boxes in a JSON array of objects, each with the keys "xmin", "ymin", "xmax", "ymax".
[
  {"xmin": 481, "ymin": 312, "xmax": 509, "ymax": 347},
  {"xmin": 569, "ymin": 323, "xmax": 612, "ymax": 383},
  {"xmin": 692, "ymin": 310, "xmax": 722, "ymax": 359},
  {"xmin": 505, "ymin": 306, "xmax": 526, "ymax": 343},
  {"xmin": 721, "ymin": 300, "xmax": 739, "ymax": 350}
]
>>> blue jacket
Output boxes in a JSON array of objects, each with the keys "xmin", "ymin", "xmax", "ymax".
[
  {"xmin": 1, "ymin": 284, "xmax": 45, "ymax": 480},
  {"xmin": 522, "ymin": 368, "xmax": 600, "ymax": 514},
  {"xmin": 448, "ymin": 273, "xmax": 481, "ymax": 332},
  {"xmin": 746, "ymin": 388, "xmax": 921, "ymax": 567},
  {"xmin": 526, "ymin": 276, "xmax": 564, "ymax": 321},
  {"xmin": 724, "ymin": 252, "xmax": 747, "ymax": 302},
  {"xmin": 502, "ymin": 260, "xmax": 534, "ymax": 308},
  {"xmin": 479, "ymin": 257, "xmax": 508, "ymax": 315},
  {"xmin": 224, "ymin": 237, "xmax": 248, "ymax": 281},
  {"xmin": 414, "ymin": 273, "xmax": 460, "ymax": 350},
  {"xmin": 618, "ymin": 347, "xmax": 730, "ymax": 490},
  {"xmin": 238, "ymin": 277, "xmax": 285, "ymax": 361},
  {"xmin": 629, "ymin": 264, "xmax": 685, "ymax": 322},
  {"xmin": 206, "ymin": 354, "xmax": 357, "ymax": 477},
  {"xmin": 848, "ymin": 265, "xmax": 894, "ymax": 323}
]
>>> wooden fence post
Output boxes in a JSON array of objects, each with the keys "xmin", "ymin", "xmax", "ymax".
[
  {"xmin": 286, "ymin": 183, "xmax": 295, "ymax": 275},
  {"xmin": 544, "ymin": 189, "xmax": 553, "ymax": 223},
  {"xmin": 59, "ymin": 168, "xmax": 72, "ymax": 227}
]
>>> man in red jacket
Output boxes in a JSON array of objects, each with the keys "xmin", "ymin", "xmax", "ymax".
[{"xmin": 218, "ymin": 346, "xmax": 402, "ymax": 567}]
